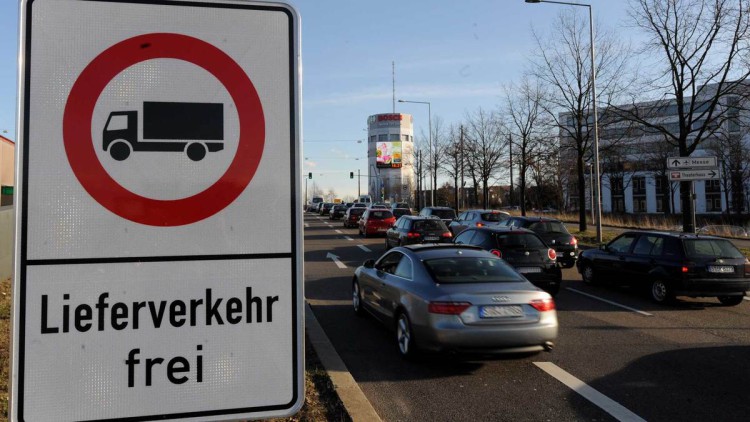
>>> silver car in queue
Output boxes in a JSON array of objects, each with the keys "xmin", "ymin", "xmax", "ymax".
[{"xmin": 352, "ymin": 244, "xmax": 558, "ymax": 359}]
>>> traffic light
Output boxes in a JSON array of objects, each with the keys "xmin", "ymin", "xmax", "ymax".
[
  {"xmin": 350, "ymin": 171, "xmax": 354, "ymax": 179},
  {"xmin": 308, "ymin": 172, "xmax": 312, "ymax": 179}
]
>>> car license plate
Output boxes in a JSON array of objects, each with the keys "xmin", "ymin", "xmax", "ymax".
[
  {"xmin": 708, "ymin": 265, "xmax": 735, "ymax": 274},
  {"xmin": 480, "ymin": 305, "xmax": 523, "ymax": 318},
  {"xmin": 516, "ymin": 267, "xmax": 542, "ymax": 273},
  {"xmin": 425, "ymin": 236, "xmax": 438, "ymax": 241}
]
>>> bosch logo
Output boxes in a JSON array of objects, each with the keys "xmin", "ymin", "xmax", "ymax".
[{"xmin": 377, "ymin": 114, "xmax": 403, "ymax": 121}]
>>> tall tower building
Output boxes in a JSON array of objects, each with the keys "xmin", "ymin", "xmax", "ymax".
[{"xmin": 367, "ymin": 113, "xmax": 415, "ymax": 204}]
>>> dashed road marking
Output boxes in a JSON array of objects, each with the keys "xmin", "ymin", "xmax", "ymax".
[
  {"xmin": 344, "ymin": 236, "xmax": 354, "ymax": 241},
  {"xmin": 335, "ymin": 229, "xmax": 343, "ymax": 234},
  {"xmin": 534, "ymin": 362, "xmax": 646, "ymax": 422},
  {"xmin": 566, "ymin": 288, "xmax": 653, "ymax": 316},
  {"xmin": 357, "ymin": 245, "xmax": 372, "ymax": 253}
]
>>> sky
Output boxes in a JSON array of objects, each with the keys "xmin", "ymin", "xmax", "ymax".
[{"xmin": 0, "ymin": 0, "xmax": 636, "ymax": 201}]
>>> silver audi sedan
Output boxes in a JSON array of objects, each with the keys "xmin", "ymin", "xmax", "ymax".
[{"xmin": 352, "ymin": 244, "xmax": 558, "ymax": 358}]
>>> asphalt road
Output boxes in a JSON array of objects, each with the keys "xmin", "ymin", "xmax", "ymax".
[{"xmin": 304, "ymin": 213, "xmax": 750, "ymax": 422}]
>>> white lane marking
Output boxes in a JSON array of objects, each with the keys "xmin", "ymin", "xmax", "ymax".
[
  {"xmin": 344, "ymin": 236, "xmax": 354, "ymax": 241},
  {"xmin": 744, "ymin": 296, "xmax": 750, "ymax": 301},
  {"xmin": 304, "ymin": 223, "xmax": 309, "ymax": 228},
  {"xmin": 326, "ymin": 252, "xmax": 347, "ymax": 269},
  {"xmin": 357, "ymin": 245, "xmax": 372, "ymax": 253},
  {"xmin": 335, "ymin": 229, "xmax": 343, "ymax": 234},
  {"xmin": 566, "ymin": 288, "xmax": 653, "ymax": 317},
  {"xmin": 534, "ymin": 362, "xmax": 646, "ymax": 422}
]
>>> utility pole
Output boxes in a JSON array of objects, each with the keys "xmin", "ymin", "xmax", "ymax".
[
  {"xmin": 460, "ymin": 125, "xmax": 465, "ymax": 211},
  {"xmin": 357, "ymin": 169, "xmax": 361, "ymax": 198},
  {"xmin": 508, "ymin": 133, "xmax": 514, "ymax": 207}
]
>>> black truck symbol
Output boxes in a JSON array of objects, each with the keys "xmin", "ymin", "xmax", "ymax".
[{"xmin": 103, "ymin": 101, "xmax": 224, "ymax": 161}]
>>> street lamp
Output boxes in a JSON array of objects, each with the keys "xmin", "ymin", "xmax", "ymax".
[
  {"xmin": 525, "ymin": 0, "xmax": 602, "ymax": 243},
  {"xmin": 398, "ymin": 99, "xmax": 433, "ymax": 207}
]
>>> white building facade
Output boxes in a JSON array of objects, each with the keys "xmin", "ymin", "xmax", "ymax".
[{"xmin": 562, "ymin": 84, "xmax": 750, "ymax": 216}]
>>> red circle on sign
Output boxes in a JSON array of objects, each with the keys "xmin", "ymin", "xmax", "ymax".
[{"xmin": 63, "ymin": 33, "xmax": 265, "ymax": 226}]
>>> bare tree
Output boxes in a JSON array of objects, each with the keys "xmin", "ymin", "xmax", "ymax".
[
  {"xmin": 707, "ymin": 110, "xmax": 750, "ymax": 219},
  {"xmin": 529, "ymin": 8, "xmax": 632, "ymax": 232},
  {"xmin": 504, "ymin": 78, "xmax": 551, "ymax": 216},
  {"xmin": 464, "ymin": 108, "xmax": 508, "ymax": 209},
  {"xmin": 440, "ymin": 124, "xmax": 464, "ymax": 211},
  {"xmin": 613, "ymin": 0, "xmax": 750, "ymax": 231},
  {"xmin": 412, "ymin": 141, "xmax": 428, "ymax": 210},
  {"xmin": 429, "ymin": 116, "xmax": 448, "ymax": 207}
]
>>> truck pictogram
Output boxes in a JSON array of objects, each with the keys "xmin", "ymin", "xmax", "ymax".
[{"xmin": 103, "ymin": 101, "xmax": 224, "ymax": 161}]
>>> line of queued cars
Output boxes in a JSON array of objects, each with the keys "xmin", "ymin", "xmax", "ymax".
[{"xmin": 305, "ymin": 202, "xmax": 748, "ymax": 359}]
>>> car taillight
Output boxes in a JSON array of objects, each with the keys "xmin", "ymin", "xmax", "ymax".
[
  {"xmin": 530, "ymin": 298, "xmax": 555, "ymax": 312},
  {"xmin": 406, "ymin": 232, "xmax": 421, "ymax": 238},
  {"xmin": 570, "ymin": 237, "xmax": 577, "ymax": 246},
  {"xmin": 548, "ymin": 248, "xmax": 557, "ymax": 260},
  {"xmin": 428, "ymin": 302, "xmax": 472, "ymax": 315},
  {"xmin": 490, "ymin": 249, "xmax": 502, "ymax": 258},
  {"xmin": 681, "ymin": 266, "xmax": 689, "ymax": 273},
  {"xmin": 442, "ymin": 232, "xmax": 452, "ymax": 238},
  {"xmin": 476, "ymin": 222, "xmax": 484, "ymax": 227}
]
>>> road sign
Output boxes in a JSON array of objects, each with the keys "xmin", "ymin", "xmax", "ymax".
[
  {"xmin": 669, "ymin": 169, "xmax": 720, "ymax": 181},
  {"xmin": 14, "ymin": 1, "xmax": 301, "ymax": 421},
  {"xmin": 667, "ymin": 156, "xmax": 718, "ymax": 169}
]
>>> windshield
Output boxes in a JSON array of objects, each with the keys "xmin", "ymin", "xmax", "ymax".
[
  {"xmin": 684, "ymin": 239, "xmax": 744, "ymax": 259},
  {"xmin": 481, "ymin": 212, "xmax": 508, "ymax": 222},
  {"xmin": 424, "ymin": 257, "xmax": 523, "ymax": 284},
  {"xmin": 528, "ymin": 221, "xmax": 568, "ymax": 234},
  {"xmin": 368, "ymin": 211, "xmax": 393, "ymax": 219},
  {"xmin": 494, "ymin": 233, "xmax": 546, "ymax": 249},
  {"xmin": 412, "ymin": 220, "xmax": 447, "ymax": 231},
  {"xmin": 431, "ymin": 209, "xmax": 456, "ymax": 219}
]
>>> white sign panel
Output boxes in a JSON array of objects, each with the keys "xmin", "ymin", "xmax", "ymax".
[
  {"xmin": 13, "ymin": 1, "xmax": 302, "ymax": 421},
  {"xmin": 669, "ymin": 169, "xmax": 720, "ymax": 181},
  {"xmin": 667, "ymin": 156, "xmax": 718, "ymax": 169}
]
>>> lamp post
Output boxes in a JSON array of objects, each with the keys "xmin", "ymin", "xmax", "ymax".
[
  {"xmin": 525, "ymin": 0, "xmax": 602, "ymax": 243},
  {"xmin": 398, "ymin": 99, "xmax": 433, "ymax": 207}
]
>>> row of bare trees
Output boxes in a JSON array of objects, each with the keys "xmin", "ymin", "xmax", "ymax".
[{"xmin": 409, "ymin": 0, "xmax": 750, "ymax": 232}]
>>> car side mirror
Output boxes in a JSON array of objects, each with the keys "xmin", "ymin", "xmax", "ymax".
[
  {"xmin": 363, "ymin": 259, "xmax": 375, "ymax": 269},
  {"xmin": 599, "ymin": 244, "xmax": 607, "ymax": 251}
]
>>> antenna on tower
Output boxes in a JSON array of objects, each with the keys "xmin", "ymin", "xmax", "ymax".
[{"xmin": 392, "ymin": 61, "xmax": 396, "ymax": 113}]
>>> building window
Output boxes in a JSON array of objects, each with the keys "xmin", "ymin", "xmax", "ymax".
[
  {"xmin": 370, "ymin": 135, "xmax": 377, "ymax": 143},
  {"xmin": 632, "ymin": 176, "xmax": 646, "ymax": 195},
  {"xmin": 706, "ymin": 194, "xmax": 722, "ymax": 212},
  {"xmin": 633, "ymin": 197, "xmax": 647, "ymax": 213},
  {"xmin": 705, "ymin": 180, "xmax": 721, "ymax": 211},
  {"xmin": 632, "ymin": 176, "xmax": 647, "ymax": 213},
  {"xmin": 612, "ymin": 197, "xmax": 625, "ymax": 212},
  {"xmin": 378, "ymin": 134, "xmax": 388, "ymax": 142}
]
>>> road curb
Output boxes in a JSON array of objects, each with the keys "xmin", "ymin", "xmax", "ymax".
[{"xmin": 305, "ymin": 302, "xmax": 382, "ymax": 422}]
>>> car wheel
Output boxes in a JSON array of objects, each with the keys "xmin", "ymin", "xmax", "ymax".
[
  {"xmin": 717, "ymin": 295, "xmax": 744, "ymax": 306},
  {"xmin": 352, "ymin": 279, "xmax": 364, "ymax": 316},
  {"xmin": 561, "ymin": 261, "xmax": 575, "ymax": 269},
  {"xmin": 650, "ymin": 279, "xmax": 674, "ymax": 304},
  {"xmin": 581, "ymin": 264, "xmax": 597, "ymax": 285},
  {"xmin": 396, "ymin": 312, "xmax": 418, "ymax": 360}
]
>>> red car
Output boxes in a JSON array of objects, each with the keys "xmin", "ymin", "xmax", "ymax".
[{"xmin": 358, "ymin": 209, "xmax": 396, "ymax": 238}]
